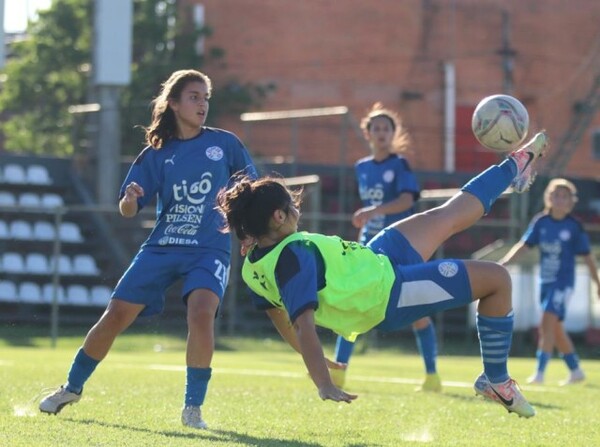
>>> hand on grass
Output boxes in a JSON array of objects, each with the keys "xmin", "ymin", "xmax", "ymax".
[{"xmin": 318, "ymin": 383, "xmax": 357, "ymax": 403}]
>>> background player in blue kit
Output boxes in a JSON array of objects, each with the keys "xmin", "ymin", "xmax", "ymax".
[
  {"xmin": 500, "ymin": 178, "xmax": 600, "ymax": 385},
  {"xmin": 331, "ymin": 103, "xmax": 441, "ymax": 392},
  {"xmin": 39, "ymin": 70, "xmax": 257, "ymax": 429},
  {"xmin": 217, "ymin": 131, "xmax": 548, "ymax": 418}
]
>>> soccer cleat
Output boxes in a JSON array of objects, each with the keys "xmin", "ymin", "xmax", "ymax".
[
  {"xmin": 559, "ymin": 368, "xmax": 585, "ymax": 386},
  {"xmin": 509, "ymin": 131, "xmax": 549, "ymax": 193},
  {"xmin": 39, "ymin": 385, "xmax": 81, "ymax": 415},
  {"xmin": 417, "ymin": 373, "xmax": 442, "ymax": 392},
  {"xmin": 474, "ymin": 373, "xmax": 500, "ymax": 403},
  {"xmin": 329, "ymin": 366, "xmax": 347, "ymax": 389},
  {"xmin": 526, "ymin": 372, "xmax": 544, "ymax": 385},
  {"xmin": 473, "ymin": 373, "xmax": 536, "ymax": 418},
  {"xmin": 181, "ymin": 405, "xmax": 207, "ymax": 429}
]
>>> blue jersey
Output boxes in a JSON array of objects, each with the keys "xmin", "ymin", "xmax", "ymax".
[
  {"xmin": 523, "ymin": 214, "xmax": 591, "ymax": 287},
  {"xmin": 120, "ymin": 127, "xmax": 256, "ymax": 253},
  {"xmin": 355, "ymin": 154, "xmax": 420, "ymax": 243}
]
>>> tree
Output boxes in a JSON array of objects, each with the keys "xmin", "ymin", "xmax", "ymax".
[
  {"xmin": 0, "ymin": 0, "xmax": 273, "ymax": 156},
  {"xmin": 0, "ymin": 0, "xmax": 91, "ymax": 155}
]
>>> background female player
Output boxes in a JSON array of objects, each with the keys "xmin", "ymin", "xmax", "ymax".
[
  {"xmin": 332, "ymin": 103, "xmax": 440, "ymax": 392},
  {"xmin": 39, "ymin": 69, "xmax": 257, "ymax": 429},
  {"xmin": 216, "ymin": 131, "xmax": 548, "ymax": 418},
  {"xmin": 500, "ymin": 178, "xmax": 600, "ymax": 385}
]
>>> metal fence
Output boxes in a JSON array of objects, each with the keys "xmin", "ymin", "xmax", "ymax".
[{"xmin": 2, "ymin": 177, "xmax": 600, "ymax": 347}]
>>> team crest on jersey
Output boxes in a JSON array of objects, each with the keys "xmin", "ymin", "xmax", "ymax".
[
  {"xmin": 438, "ymin": 261, "xmax": 458, "ymax": 278},
  {"xmin": 206, "ymin": 146, "xmax": 224, "ymax": 161},
  {"xmin": 383, "ymin": 170, "xmax": 395, "ymax": 183},
  {"xmin": 559, "ymin": 230, "xmax": 571, "ymax": 241}
]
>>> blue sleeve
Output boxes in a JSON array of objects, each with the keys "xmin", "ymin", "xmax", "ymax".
[
  {"xmin": 575, "ymin": 227, "xmax": 591, "ymax": 255},
  {"xmin": 275, "ymin": 243, "xmax": 319, "ymax": 323},
  {"xmin": 395, "ymin": 158, "xmax": 420, "ymax": 201},
  {"xmin": 228, "ymin": 134, "xmax": 257, "ymax": 181},
  {"xmin": 119, "ymin": 147, "xmax": 160, "ymax": 211}
]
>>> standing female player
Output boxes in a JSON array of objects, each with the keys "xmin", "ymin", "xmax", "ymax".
[
  {"xmin": 216, "ymin": 131, "xmax": 549, "ymax": 418},
  {"xmin": 331, "ymin": 103, "xmax": 441, "ymax": 392},
  {"xmin": 500, "ymin": 178, "xmax": 600, "ymax": 385},
  {"xmin": 39, "ymin": 70, "xmax": 257, "ymax": 429}
]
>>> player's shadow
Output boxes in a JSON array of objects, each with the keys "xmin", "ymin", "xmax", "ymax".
[{"xmin": 64, "ymin": 418, "xmax": 325, "ymax": 446}]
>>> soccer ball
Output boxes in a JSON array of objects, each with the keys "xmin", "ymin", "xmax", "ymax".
[{"xmin": 471, "ymin": 94, "xmax": 529, "ymax": 152}]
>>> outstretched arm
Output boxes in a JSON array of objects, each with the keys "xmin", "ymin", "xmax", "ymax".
[
  {"xmin": 293, "ymin": 309, "xmax": 357, "ymax": 403},
  {"xmin": 266, "ymin": 308, "xmax": 302, "ymax": 353},
  {"xmin": 499, "ymin": 241, "xmax": 530, "ymax": 265},
  {"xmin": 582, "ymin": 253, "xmax": 600, "ymax": 300},
  {"xmin": 266, "ymin": 308, "xmax": 349, "ymax": 371}
]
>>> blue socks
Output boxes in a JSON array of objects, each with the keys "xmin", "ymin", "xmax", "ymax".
[
  {"xmin": 334, "ymin": 336, "xmax": 355, "ymax": 364},
  {"xmin": 561, "ymin": 352, "xmax": 580, "ymax": 371},
  {"xmin": 185, "ymin": 367, "xmax": 212, "ymax": 406},
  {"xmin": 66, "ymin": 348, "xmax": 100, "ymax": 394},
  {"xmin": 336, "ymin": 325, "xmax": 438, "ymax": 376},
  {"xmin": 461, "ymin": 158, "xmax": 517, "ymax": 214},
  {"xmin": 535, "ymin": 349, "xmax": 551, "ymax": 373},
  {"xmin": 476, "ymin": 312, "xmax": 514, "ymax": 383},
  {"xmin": 414, "ymin": 322, "xmax": 438, "ymax": 374},
  {"xmin": 64, "ymin": 349, "xmax": 213, "ymax": 406}
]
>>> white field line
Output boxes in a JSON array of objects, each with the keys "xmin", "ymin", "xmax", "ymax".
[{"xmin": 140, "ymin": 363, "xmax": 562, "ymax": 393}]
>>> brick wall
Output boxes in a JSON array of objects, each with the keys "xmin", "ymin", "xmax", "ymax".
[{"xmin": 183, "ymin": 0, "xmax": 600, "ymax": 179}]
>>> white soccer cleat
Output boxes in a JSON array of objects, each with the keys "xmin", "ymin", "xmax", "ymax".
[
  {"xmin": 509, "ymin": 131, "xmax": 549, "ymax": 193},
  {"xmin": 559, "ymin": 368, "xmax": 585, "ymax": 386},
  {"xmin": 181, "ymin": 405, "xmax": 208, "ymax": 429},
  {"xmin": 526, "ymin": 372, "xmax": 544, "ymax": 385},
  {"xmin": 474, "ymin": 373, "xmax": 536, "ymax": 418},
  {"xmin": 39, "ymin": 385, "xmax": 81, "ymax": 415}
]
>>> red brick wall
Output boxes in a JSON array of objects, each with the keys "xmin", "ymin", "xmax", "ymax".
[{"xmin": 183, "ymin": 0, "xmax": 600, "ymax": 179}]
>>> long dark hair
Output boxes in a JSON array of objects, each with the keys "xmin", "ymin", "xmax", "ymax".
[
  {"xmin": 216, "ymin": 175, "xmax": 302, "ymax": 240},
  {"xmin": 143, "ymin": 70, "xmax": 212, "ymax": 149}
]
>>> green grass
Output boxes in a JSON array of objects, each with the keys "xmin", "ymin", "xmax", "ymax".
[{"xmin": 2, "ymin": 327, "xmax": 600, "ymax": 446}]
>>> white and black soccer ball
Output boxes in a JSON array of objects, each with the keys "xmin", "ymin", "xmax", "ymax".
[{"xmin": 471, "ymin": 94, "xmax": 529, "ymax": 152}]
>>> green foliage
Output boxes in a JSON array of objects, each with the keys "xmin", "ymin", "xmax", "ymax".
[
  {"xmin": 0, "ymin": 0, "xmax": 92, "ymax": 155},
  {"xmin": 0, "ymin": 0, "xmax": 273, "ymax": 156}
]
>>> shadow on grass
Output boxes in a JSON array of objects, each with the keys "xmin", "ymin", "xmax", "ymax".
[{"xmin": 64, "ymin": 418, "xmax": 326, "ymax": 446}]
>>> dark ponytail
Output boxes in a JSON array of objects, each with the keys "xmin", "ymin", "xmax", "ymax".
[{"xmin": 216, "ymin": 176, "xmax": 302, "ymax": 240}]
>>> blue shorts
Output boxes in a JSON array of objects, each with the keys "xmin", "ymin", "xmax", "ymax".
[
  {"xmin": 540, "ymin": 284, "xmax": 573, "ymax": 321},
  {"xmin": 368, "ymin": 228, "xmax": 473, "ymax": 331},
  {"xmin": 112, "ymin": 248, "xmax": 230, "ymax": 317}
]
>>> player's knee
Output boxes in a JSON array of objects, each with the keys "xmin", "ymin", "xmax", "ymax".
[
  {"xmin": 187, "ymin": 293, "xmax": 219, "ymax": 321},
  {"xmin": 495, "ymin": 264, "xmax": 512, "ymax": 293}
]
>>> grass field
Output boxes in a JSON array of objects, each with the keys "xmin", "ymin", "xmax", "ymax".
[{"xmin": 1, "ymin": 326, "xmax": 600, "ymax": 446}]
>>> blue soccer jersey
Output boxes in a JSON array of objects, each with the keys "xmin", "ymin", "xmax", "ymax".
[
  {"xmin": 355, "ymin": 154, "xmax": 420, "ymax": 243},
  {"xmin": 523, "ymin": 214, "xmax": 591, "ymax": 287},
  {"xmin": 120, "ymin": 127, "xmax": 257, "ymax": 253}
]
